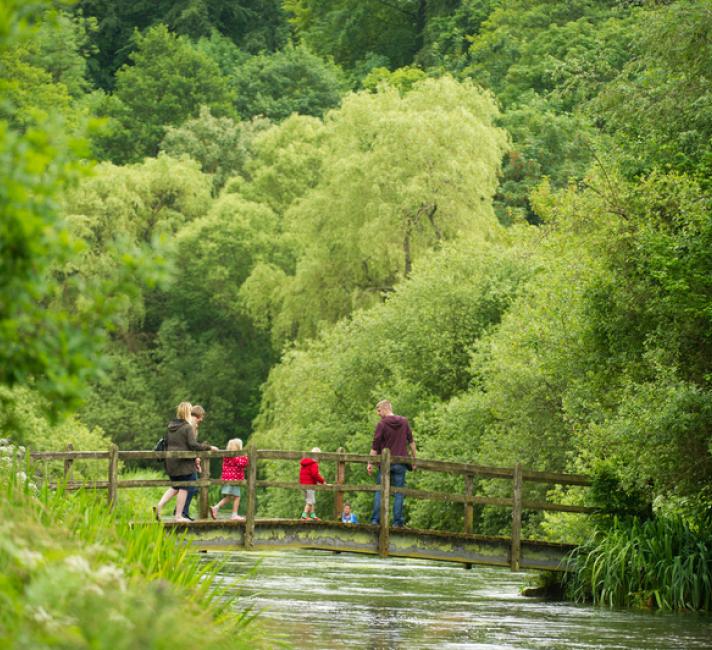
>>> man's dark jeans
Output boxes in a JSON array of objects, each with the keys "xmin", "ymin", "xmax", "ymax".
[{"xmin": 370, "ymin": 463, "xmax": 408, "ymax": 527}]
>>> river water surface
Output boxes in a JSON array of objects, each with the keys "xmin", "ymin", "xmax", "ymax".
[{"xmin": 216, "ymin": 549, "xmax": 711, "ymax": 649}]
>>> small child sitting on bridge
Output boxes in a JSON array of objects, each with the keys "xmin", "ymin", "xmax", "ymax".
[
  {"xmin": 210, "ymin": 438, "xmax": 248, "ymax": 521},
  {"xmin": 299, "ymin": 447, "xmax": 326, "ymax": 521},
  {"xmin": 340, "ymin": 502, "xmax": 358, "ymax": 524}
]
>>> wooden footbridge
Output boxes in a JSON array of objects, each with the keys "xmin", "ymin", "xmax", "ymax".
[{"xmin": 30, "ymin": 446, "xmax": 595, "ymax": 571}]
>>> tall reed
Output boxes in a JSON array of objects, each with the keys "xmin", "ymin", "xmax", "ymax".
[{"xmin": 565, "ymin": 515, "xmax": 712, "ymax": 611}]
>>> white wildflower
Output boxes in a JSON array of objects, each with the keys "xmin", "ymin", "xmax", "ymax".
[
  {"xmin": 16, "ymin": 549, "xmax": 42, "ymax": 569},
  {"xmin": 65, "ymin": 555, "xmax": 91, "ymax": 574},
  {"xmin": 84, "ymin": 583, "xmax": 104, "ymax": 597},
  {"xmin": 108, "ymin": 611, "xmax": 134, "ymax": 630},
  {"xmin": 96, "ymin": 563, "xmax": 126, "ymax": 591},
  {"xmin": 32, "ymin": 607, "xmax": 53, "ymax": 624}
]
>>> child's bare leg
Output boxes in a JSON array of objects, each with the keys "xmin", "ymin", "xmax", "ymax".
[
  {"xmin": 231, "ymin": 495, "xmax": 241, "ymax": 515},
  {"xmin": 174, "ymin": 490, "xmax": 189, "ymax": 521},
  {"xmin": 210, "ymin": 496, "xmax": 227, "ymax": 520},
  {"xmin": 155, "ymin": 487, "xmax": 178, "ymax": 519}
]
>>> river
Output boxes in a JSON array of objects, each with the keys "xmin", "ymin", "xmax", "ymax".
[{"xmin": 215, "ymin": 549, "xmax": 711, "ymax": 649}]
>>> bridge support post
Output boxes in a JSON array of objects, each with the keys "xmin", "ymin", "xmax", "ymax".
[
  {"xmin": 334, "ymin": 447, "xmax": 345, "ymax": 520},
  {"xmin": 107, "ymin": 444, "xmax": 118, "ymax": 510},
  {"xmin": 245, "ymin": 445, "xmax": 258, "ymax": 549},
  {"xmin": 378, "ymin": 449, "xmax": 391, "ymax": 557},
  {"xmin": 511, "ymin": 463, "xmax": 523, "ymax": 571},
  {"xmin": 199, "ymin": 457, "xmax": 210, "ymax": 520}
]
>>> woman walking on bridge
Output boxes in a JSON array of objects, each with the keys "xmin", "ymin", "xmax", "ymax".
[{"xmin": 154, "ymin": 401, "xmax": 218, "ymax": 523}]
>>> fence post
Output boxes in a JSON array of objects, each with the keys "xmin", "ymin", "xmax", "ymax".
[
  {"xmin": 511, "ymin": 463, "xmax": 523, "ymax": 571},
  {"xmin": 378, "ymin": 448, "xmax": 391, "ymax": 557},
  {"xmin": 64, "ymin": 443, "xmax": 74, "ymax": 484},
  {"xmin": 107, "ymin": 444, "xmax": 119, "ymax": 509},
  {"xmin": 333, "ymin": 447, "xmax": 345, "ymax": 520},
  {"xmin": 199, "ymin": 456, "xmax": 210, "ymax": 520},
  {"xmin": 244, "ymin": 445, "xmax": 258, "ymax": 549}
]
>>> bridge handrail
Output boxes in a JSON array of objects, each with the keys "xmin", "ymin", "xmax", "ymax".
[
  {"xmin": 31, "ymin": 448, "xmax": 591, "ymax": 484},
  {"xmin": 28, "ymin": 445, "xmax": 593, "ymax": 568}
]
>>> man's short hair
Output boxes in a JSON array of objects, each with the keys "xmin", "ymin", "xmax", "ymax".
[
  {"xmin": 191, "ymin": 404, "xmax": 205, "ymax": 418},
  {"xmin": 376, "ymin": 399, "xmax": 391, "ymax": 410}
]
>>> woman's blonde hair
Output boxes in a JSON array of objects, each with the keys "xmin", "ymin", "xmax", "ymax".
[
  {"xmin": 176, "ymin": 401, "xmax": 192, "ymax": 421},
  {"xmin": 227, "ymin": 438, "xmax": 243, "ymax": 451}
]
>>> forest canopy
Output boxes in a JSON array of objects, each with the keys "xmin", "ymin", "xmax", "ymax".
[{"xmin": 1, "ymin": 0, "xmax": 710, "ymax": 529}]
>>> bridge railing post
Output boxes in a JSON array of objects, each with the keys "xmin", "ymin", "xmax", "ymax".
[
  {"xmin": 107, "ymin": 444, "xmax": 119, "ymax": 509},
  {"xmin": 511, "ymin": 463, "xmax": 523, "ymax": 571},
  {"xmin": 463, "ymin": 472, "xmax": 475, "ymax": 570},
  {"xmin": 244, "ymin": 445, "xmax": 258, "ymax": 549},
  {"xmin": 199, "ymin": 456, "xmax": 210, "ymax": 520},
  {"xmin": 63, "ymin": 443, "xmax": 74, "ymax": 483},
  {"xmin": 464, "ymin": 473, "xmax": 474, "ymax": 534},
  {"xmin": 378, "ymin": 448, "xmax": 391, "ymax": 557},
  {"xmin": 333, "ymin": 447, "xmax": 345, "ymax": 520}
]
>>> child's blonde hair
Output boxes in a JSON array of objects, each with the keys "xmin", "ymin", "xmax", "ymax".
[
  {"xmin": 227, "ymin": 438, "xmax": 243, "ymax": 451},
  {"xmin": 311, "ymin": 447, "xmax": 321, "ymax": 453}
]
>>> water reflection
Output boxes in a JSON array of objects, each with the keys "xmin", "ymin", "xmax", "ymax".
[{"xmin": 214, "ymin": 550, "xmax": 712, "ymax": 649}]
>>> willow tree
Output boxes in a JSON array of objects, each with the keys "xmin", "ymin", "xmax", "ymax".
[{"xmin": 242, "ymin": 76, "xmax": 509, "ymax": 341}]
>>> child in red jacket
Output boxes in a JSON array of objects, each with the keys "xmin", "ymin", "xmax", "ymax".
[
  {"xmin": 210, "ymin": 438, "xmax": 249, "ymax": 521},
  {"xmin": 299, "ymin": 447, "xmax": 326, "ymax": 520}
]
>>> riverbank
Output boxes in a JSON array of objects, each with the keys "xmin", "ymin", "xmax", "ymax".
[{"xmin": 0, "ymin": 447, "xmax": 265, "ymax": 649}]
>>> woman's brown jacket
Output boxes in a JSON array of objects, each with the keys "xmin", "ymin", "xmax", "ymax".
[{"xmin": 164, "ymin": 418, "xmax": 211, "ymax": 476}]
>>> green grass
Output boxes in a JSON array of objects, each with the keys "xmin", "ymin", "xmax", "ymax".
[
  {"xmin": 565, "ymin": 515, "xmax": 712, "ymax": 611},
  {"xmin": 0, "ymin": 452, "xmax": 271, "ymax": 649}
]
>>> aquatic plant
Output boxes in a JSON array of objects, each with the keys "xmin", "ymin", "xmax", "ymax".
[{"xmin": 565, "ymin": 515, "xmax": 712, "ymax": 611}]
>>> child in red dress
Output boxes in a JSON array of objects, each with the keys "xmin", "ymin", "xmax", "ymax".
[{"xmin": 210, "ymin": 438, "xmax": 248, "ymax": 521}]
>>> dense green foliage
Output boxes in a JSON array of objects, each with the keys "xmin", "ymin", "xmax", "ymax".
[{"xmin": 2, "ymin": 0, "xmax": 711, "ymax": 618}]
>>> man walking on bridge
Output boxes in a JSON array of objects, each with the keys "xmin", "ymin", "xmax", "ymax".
[{"xmin": 367, "ymin": 399, "xmax": 416, "ymax": 528}]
